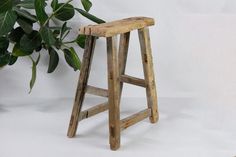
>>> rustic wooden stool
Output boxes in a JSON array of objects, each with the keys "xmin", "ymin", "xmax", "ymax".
[{"xmin": 67, "ymin": 17, "xmax": 159, "ymax": 150}]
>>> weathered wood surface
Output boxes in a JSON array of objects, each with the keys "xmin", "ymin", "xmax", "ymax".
[
  {"xmin": 118, "ymin": 32, "xmax": 130, "ymax": 102},
  {"xmin": 67, "ymin": 17, "xmax": 159, "ymax": 151},
  {"xmin": 120, "ymin": 74, "xmax": 146, "ymax": 87},
  {"xmin": 79, "ymin": 102, "xmax": 108, "ymax": 121},
  {"xmin": 67, "ymin": 36, "xmax": 97, "ymax": 138},
  {"xmin": 107, "ymin": 36, "xmax": 121, "ymax": 150},
  {"xmin": 138, "ymin": 28, "xmax": 159, "ymax": 123},
  {"xmin": 120, "ymin": 109, "xmax": 151, "ymax": 131},
  {"xmin": 79, "ymin": 17, "xmax": 155, "ymax": 37},
  {"xmin": 86, "ymin": 85, "xmax": 108, "ymax": 97}
]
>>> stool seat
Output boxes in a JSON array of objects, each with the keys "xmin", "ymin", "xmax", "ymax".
[{"xmin": 79, "ymin": 17, "xmax": 155, "ymax": 37}]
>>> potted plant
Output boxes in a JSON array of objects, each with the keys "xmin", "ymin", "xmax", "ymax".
[{"xmin": 0, "ymin": 0, "xmax": 104, "ymax": 92}]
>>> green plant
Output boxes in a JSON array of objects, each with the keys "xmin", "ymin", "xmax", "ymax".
[{"xmin": 0, "ymin": 0, "xmax": 105, "ymax": 92}]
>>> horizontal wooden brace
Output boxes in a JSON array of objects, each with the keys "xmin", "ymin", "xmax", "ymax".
[
  {"xmin": 79, "ymin": 102, "xmax": 108, "ymax": 121},
  {"xmin": 120, "ymin": 75, "xmax": 146, "ymax": 87},
  {"xmin": 120, "ymin": 108, "xmax": 151, "ymax": 131},
  {"xmin": 86, "ymin": 85, "xmax": 109, "ymax": 97}
]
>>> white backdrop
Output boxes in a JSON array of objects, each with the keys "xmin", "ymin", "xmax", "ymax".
[
  {"xmin": 1, "ymin": 0, "xmax": 236, "ymax": 100},
  {"xmin": 1, "ymin": 1, "xmax": 236, "ymax": 156}
]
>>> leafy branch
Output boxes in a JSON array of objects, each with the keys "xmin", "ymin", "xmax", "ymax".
[{"xmin": 0, "ymin": 0, "xmax": 105, "ymax": 92}]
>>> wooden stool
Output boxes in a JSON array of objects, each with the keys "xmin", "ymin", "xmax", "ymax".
[{"xmin": 67, "ymin": 17, "xmax": 159, "ymax": 150}]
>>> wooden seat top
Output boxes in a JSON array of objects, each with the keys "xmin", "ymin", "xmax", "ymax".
[{"xmin": 79, "ymin": 17, "xmax": 155, "ymax": 37}]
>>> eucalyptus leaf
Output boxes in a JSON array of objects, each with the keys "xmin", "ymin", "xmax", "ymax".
[
  {"xmin": 17, "ymin": 0, "xmax": 40, "ymax": 9},
  {"xmin": 76, "ymin": 35, "xmax": 86, "ymax": 49},
  {"xmin": 47, "ymin": 47, "xmax": 59, "ymax": 73},
  {"xmin": 14, "ymin": 7, "xmax": 37, "ymax": 22},
  {"xmin": 63, "ymin": 48, "xmax": 81, "ymax": 71},
  {"xmin": 40, "ymin": 26, "xmax": 56, "ymax": 46},
  {"xmin": 17, "ymin": 0, "xmax": 35, "ymax": 9},
  {"xmin": 53, "ymin": 30, "xmax": 60, "ymax": 38},
  {"xmin": 29, "ymin": 54, "xmax": 40, "ymax": 93},
  {"xmin": 0, "ymin": 52, "xmax": 10, "ymax": 67},
  {"xmin": 17, "ymin": 18, "xmax": 33, "ymax": 34},
  {"xmin": 60, "ymin": 22, "xmax": 71, "ymax": 40},
  {"xmin": 54, "ymin": 3, "xmax": 75, "ymax": 21},
  {"xmin": 51, "ymin": 0, "xmax": 58, "ymax": 10},
  {"xmin": 8, "ymin": 27, "xmax": 25, "ymax": 42},
  {"xmin": 34, "ymin": 0, "xmax": 48, "ymax": 25},
  {"xmin": 75, "ymin": 8, "xmax": 105, "ymax": 24},
  {"xmin": 0, "ymin": 10, "xmax": 17, "ymax": 36},
  {"xmin": 0, "ymin": 0, "xmax": 13, "ymax": 14},
  {"xmin": 81, "ymin": 0, "xmax": 92, "ymax": 12},
  {"xmin": 20, "ymin": 31, "xmax": 42, "ymax": 53},
  {"xmin": 0, "ymin": 37, "xmax": 9, "ymax": 52},
  {"xmin": 12, "ymin": 43, "xmax": 33, "ymax": 56},
  {"xmin": 8, "ymin": 55, "xmax": 18, "ymax": 65}
]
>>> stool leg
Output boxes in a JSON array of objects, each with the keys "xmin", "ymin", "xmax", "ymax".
[
  {"xmin": 67, "ymin": 36, "xmax": 97, "ymax": 137},
  {"xmin": 118, "ymin": 32, "xmax": 130, "ymax": 101},
  {"xmin": 107, "ymin": 36, "xmax": 121, "ymax": 150},
  {"xmin": 138, "ymin": 28, "xmax": 159, "ymax": 123}
]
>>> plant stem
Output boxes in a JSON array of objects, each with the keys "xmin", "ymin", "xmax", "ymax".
[
  {"xmin": 63, "ymin": 39, "xmax": 77, "ymax": 44},
  {"xmin": 43, "ymin": 0, "xmax": 73, "ymax": 27},
  {"xmin": 62, "ymin": 44, "xmax": 70, "ymax": 49}
]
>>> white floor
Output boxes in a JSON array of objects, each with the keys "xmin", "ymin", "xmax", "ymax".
[{"xmin": 0, "ymin": 97, "xmax": 235, "ymax": 157}]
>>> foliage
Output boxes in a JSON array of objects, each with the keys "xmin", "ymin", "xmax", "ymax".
[{"xmin": 0, "ymin": 0, "xmax": 105, "ymax": 92}]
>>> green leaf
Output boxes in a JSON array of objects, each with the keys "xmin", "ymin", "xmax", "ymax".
[
  {"xmin": 0, "ymin": 0, "xmax": 13, "ymax": 14},
  {"xmin": 8, "ymin": 55, "xmax": 18, "ymax": 65},
  {"xmin": 40, "ymin": 26, "xmax": 56, "ymax": 46},
  {"xmin": 47, "ymin": 47, "xmax": 59, "ymax": 73},
  {"xmin": 0, "ymin": 37, "xmax": 9, "ymax": 52},
  {"xmin": 20, "ymin": 31, "xmax": 42, "ymax": 53},
  {"xmin": 76, "ymin": 34, "xmax": 86, "ymax": 49},
  {"xmin": 12, "ymin": 43, "xmax": 33, "ymax": 56},
  {"xmin": 75, "ymin": 8, "xmax": 105, "ymax": 24},
  {"xmin": 51, "ymin": 0, "xmax": 58, "ymax": 10},
  {"xmin": 8, "ymin": 27, "xmax": 25, "ymax": 42},
  {"xmin": 0, "ymin": 10, "xmax": 17, "ymax": 36},
  {"xmin": 81, "ymin": 0, "xmax": 92, "ymax": 12},
  {"xmin": 53, "ymin": 30, "xmax": 60, "ymax": 38},
  {"xmin": 60, "ymin": 22, "xmax": 71, "ymax": 40},
  {"xmin": 17, "ymin": 18, "xmax": 33, "ymax": 34},
  {"xmin": 17, "ymin": 0, "xmax": 37, "ymax": 9},
  {"xmin": 63, "ymin": 47, "xmax": 81, "ymax": 71},
  {"xmin": 13, "ymin": 0, "xmax": 21, "ymax": 6},
  {"xmin": 13, "ymin": 7, "xmax": 37, "ymax": 22},
  {"xmin": 0, "ymin": 52, "xmax": 10, "ymax": 67},
  {"xmin": 54, "ymin": 3, "xmax": 75, "ymax": 21},
  {"xmin": 34, "ymin": 0, "xmax": 48, "ymax": 25},
  {"xmin": 17, "ymin": 0, "xmax": 34, "ymax": 9},
  {"xmin": 29, "ymin": 54, "xmax": 40, "ymax": 93}
]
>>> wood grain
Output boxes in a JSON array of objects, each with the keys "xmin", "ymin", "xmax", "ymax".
[
  {"xmin": 86, "ymin": 85, "xmax": 108, "ymax": 97},
  {"xmin": 67, "ymin": 36, "xmax": 97, "ymax": 138},
  {"xmin": 120, "ymin": 109, "xmax": 151, "ymax": 131},
  {"xmin": 138, "ymin": 27, "xmax": 159, "ymax": 123},
  {"xmin": 79, "ymin": 102, "xmax": 108, "ymax": 121},
  {"xmin": 118, "ymin": 32, "xmax": 130, "ymax": 101},
  {"xmin": 79, "ymin": 17, "xmax": 155, "ymax": 37},
  {"xmin": 120, "ymin": 74, "xmax": 146, "ymax": 87},
  {"xmin": 107, "ymin": 36, "xmax": 121, "ymax": 150}
]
